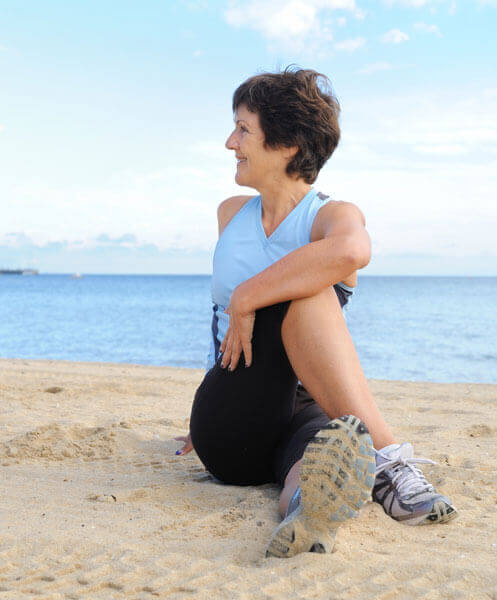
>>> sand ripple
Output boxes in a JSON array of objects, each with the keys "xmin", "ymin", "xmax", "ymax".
[
  {"xmin": 1, "ymin": 424, "xmax": 118, "ymax": 461},
  {"xmin": 0, "ymin": 360, "xmax": 496, "ymax": 599}
]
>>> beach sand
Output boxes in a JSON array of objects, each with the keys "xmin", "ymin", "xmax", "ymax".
[{"xmin": 0, "ymin": 358, "xmax": 496, "ymax": 599}]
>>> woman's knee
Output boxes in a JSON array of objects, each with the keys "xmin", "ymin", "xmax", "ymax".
[
  {"xmin": 287, "ymin": 286, "xmax": 340, "ymax": 316},
  {"xmin": 282, "ymin": 287, "xmax": 342, "ymax": 338}
]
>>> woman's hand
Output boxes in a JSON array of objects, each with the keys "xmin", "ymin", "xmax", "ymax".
[
  {"xmin": 219, "ymin": 286, "xmax": 255, "ymax": 371},
  {"xmin": 174, "ymin": 432, "xmax": 193, "ymax": 456}
]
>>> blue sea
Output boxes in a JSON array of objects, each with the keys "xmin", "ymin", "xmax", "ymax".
[{"xmin": 1, "ymin": 274, "xmax": 495, "ymax": 384}]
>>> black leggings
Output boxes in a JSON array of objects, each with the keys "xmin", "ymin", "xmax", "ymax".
[{"xmin": 190, "ymin": 287, "xmax": 349, "ymax": 487}]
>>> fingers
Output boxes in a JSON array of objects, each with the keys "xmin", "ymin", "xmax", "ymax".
[
  {"xmin": 220, "ymin": 324, "xmax": 231, "ymax": 356},
  {"xmin": 179, "ymin": 441, "xmax": 193, "ymax": 455},
  {"xmin": 175, "ymin": 434, "xmax": 193, "ymax": 456},
  {"xmin": 228, "ymin": 339, "xmax": 242, "ymax": 371},
  {"xmin": 220, "ymin": 311, "xmax": 254, "ymax": 370},
  {"xmin": 220, "ymin": 333, "xmax": 227, "ymax": 354},
  {"xmin": 242, "ymin": 340, "xmax": 252, "ymax": 368},
  {"xmin": 221, "ymin": 331, "xmax": 233, "ymax": 369},
  {"xmin": 221, "ymin": 333, "xmax": 252, "ymax": 370}
]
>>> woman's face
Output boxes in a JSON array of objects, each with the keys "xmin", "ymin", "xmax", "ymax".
[{"xmin": 225, "ymin": 104, "xmax": 295, "ymax": 189}]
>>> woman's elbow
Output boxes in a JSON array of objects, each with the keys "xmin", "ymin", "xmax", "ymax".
[{"xmin": 345, "ymin": 234, "xmax": 371, "ymax": 270}]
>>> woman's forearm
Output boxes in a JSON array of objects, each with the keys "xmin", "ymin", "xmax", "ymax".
[{"xmin": 235, "ymin": 234, "xmax": 370, "ymax": 313}]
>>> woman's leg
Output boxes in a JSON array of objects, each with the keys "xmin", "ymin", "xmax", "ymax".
[
  {"xmin": 281, "ymin": 286, "xmax": 395, "ymax": 450},
  {"xmin": 279, "ymin": 459, "xmax": 301, "ymax": 517},
  {"xmin": 277, "ymin": 286, "xmax": 396, "ymax": 516},
  {"xmin": 266, "ymin": 415, "xmax": 376, "ymax": 558},
  {"xmin": 190, "ymin": 301, "xmax": 299, "ymax": 486}
]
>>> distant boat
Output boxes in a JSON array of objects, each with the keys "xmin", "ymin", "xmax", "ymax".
[
  {"xmin": 0, "ymin": 268, "xmax": 39, "ymax": 275},
  {"xmin": 70, "ymin": 273, "xmax": 83, "ymax": 279}
]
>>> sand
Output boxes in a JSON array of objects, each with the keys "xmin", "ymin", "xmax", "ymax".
[{"xmin": 0, "ymin": 358, "xmax": 496, "ymax": 600}]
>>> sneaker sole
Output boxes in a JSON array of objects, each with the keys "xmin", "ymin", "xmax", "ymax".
[
  {"xmin": 265, "ymin": 415, "xmax": 376, "ymax": 558},
  {"xmin": 399, "ymin": 500, "xmax": 459, "ymax": 526}
]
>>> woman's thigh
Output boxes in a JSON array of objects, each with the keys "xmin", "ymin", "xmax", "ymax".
[{"xmin": 190, "ymin": 301, "xmax": 298, "ymax": 486}]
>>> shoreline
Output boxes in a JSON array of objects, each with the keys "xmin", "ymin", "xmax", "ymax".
[
  {"xmin": 0, "ymin": 359, "xmax": 496, "ymax": 598},
  {"xmin": 2, "ymin": 357, "xmax": 496, "ymax": 387}
]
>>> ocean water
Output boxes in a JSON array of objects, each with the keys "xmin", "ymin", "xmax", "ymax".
[{"xmin": 0, "ymin": 274, "xmax": 495, "ymax": 384}]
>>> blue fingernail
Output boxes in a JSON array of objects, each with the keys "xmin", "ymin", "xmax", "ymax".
[{"xmin": 175, "ymin": 450, "xmax": 181, "ymax": 455}]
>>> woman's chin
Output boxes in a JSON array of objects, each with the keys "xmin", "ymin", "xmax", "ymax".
[{"xmin": 235, "ymin": 172, "xmax": 249, "ymax": 186}]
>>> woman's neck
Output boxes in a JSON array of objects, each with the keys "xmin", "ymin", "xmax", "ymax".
[{"xmin": 258, "ymin": 179, "xmax": 312, "ymax": 223}]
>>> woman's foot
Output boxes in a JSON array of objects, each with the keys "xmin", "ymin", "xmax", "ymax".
[
  {"xmin": 265, "ymin": 415, "xmax": 376, "ymax": 558},
  {"xmin": 373, "ymin": 443, "xmax": 458, "ymax": 525}
]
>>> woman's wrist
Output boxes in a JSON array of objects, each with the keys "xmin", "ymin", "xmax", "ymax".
[{"xmin": 232, "ymin": 280, "xmax": 258, "ymax": 314}]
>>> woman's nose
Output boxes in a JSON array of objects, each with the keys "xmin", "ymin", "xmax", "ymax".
[{"xmin": 225, "ymin": 131, "xmax": 238, "ymax": 150}]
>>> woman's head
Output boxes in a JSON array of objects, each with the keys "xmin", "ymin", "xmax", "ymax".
[{"xmin": 228, "ymin": 66, "xmax": 341, "ymax": 185}]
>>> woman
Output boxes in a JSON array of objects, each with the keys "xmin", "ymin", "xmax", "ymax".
[{"xmin": 175, "ymin": 67, "xmax": 457, "ymax": 558}]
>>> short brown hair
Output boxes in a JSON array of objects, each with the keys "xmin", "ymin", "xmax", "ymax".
[{"xmin": 232, "ymin": 66, "xmax": 341, "ymax": 184}]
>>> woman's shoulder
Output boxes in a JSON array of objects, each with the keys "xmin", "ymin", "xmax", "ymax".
[
  {"xmin": 311, "ymin": 198, "xmax": 366, "ymax": 240},
  {"xmin": 217, "ymin": 195, "xmax": 257, "ymax": 237}
]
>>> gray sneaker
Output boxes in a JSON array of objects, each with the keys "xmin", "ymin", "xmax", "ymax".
[{"xmin": 373, "ymin": 442, "xmax": 458, "ymax": 525}]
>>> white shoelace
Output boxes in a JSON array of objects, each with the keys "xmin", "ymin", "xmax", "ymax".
[{"xmin": 376, "ymin": 456, "xmax": 436, "ymax": 497}]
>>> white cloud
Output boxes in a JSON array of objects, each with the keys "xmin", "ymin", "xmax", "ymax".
[
  {"xmin": 227, "ymin": 1, "xmax": 314, "ymax": 39},
  {"xmin": 336, "ymin": 16, "xmax": 347, "ymax": 25},
  {"xmin": 383, "ymin": 0, "xmax": 435, "ymax": 6},
  {"xmin": 381, "ymin": 28, "xmax": 410, "ymax": 43},
  {"xmin": 382, "ymin": 0, "xmax": 464, "ymax": 10},
  {"xmin": 358, "ymin": 61, "xmax": 394, "ymax": 74},
  {"xmin": 334, "ymin": 36, "xmax": 366, "ymax": 51},
  {"xmin": 1, "ymin": 139, "xmax": 246, "ymax": 253},
  {"xmin": 483, "ymin": 87, "xmax": 497, "ymax": 99},
  {"xmin": 377, "ymin": 97, "xmax": 497, "ymax": 147},
  {"xmin": 224, "ymin": 0, "xmax": 357, "ymax": 51},
  {"xmin": 1, "ymin": 232, "xmax": 33, "ymax": 247},
  {"xmin": 413, "ymin": 21, "xmax": 442, "ymax": 35},
  {"xmin": 2, "ymin": 83, "xmax": 496, "ymax": 275},
  {"xmin": 317, "ymin": 87, "xmax": 497, "ymax": 267},
  {"xmin": 413, "ymin": 144, "xmax": 466, "ymax": 155},
  {"xmin": 95, "ymin": 233, "xmax": 138, "ymax": 245},
  {"xmin": 181, "ymin": 0, "xmax": 208, "ymax": 10}
]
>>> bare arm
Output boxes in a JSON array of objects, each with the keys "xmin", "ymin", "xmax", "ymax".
[
  {"xmin": 234, "ymin": 201, "xmax": 370, "ymax": 314},
  {"xmin": 219, "ymin": 201, "xmax": 371, "ymax": 370},
  {"xmin": 217, "ymin": 195, "xmax": 254, "ymax": 237}
]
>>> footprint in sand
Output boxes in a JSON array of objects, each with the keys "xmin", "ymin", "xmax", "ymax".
[
  {"xmin": 466, "ymin": 424, "xmax": 494, "ymax": 438},
  {"xmin": 87, "ymin": 493, "xmax": 117, "ymax": 503}
]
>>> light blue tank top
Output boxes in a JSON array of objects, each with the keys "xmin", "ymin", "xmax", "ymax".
[{"xmin": 206, "ymin": 187, "xmax": 354, "ymax": 371}]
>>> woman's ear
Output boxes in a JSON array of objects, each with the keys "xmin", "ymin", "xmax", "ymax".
[{"xmin": 284, "ymin": 145, "xmax": 299, "ymax": 160}]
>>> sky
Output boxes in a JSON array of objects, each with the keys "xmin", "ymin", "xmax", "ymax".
[{"xmin": 1, "ymin": 0, "xmax": 496, "ymax": 275}]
